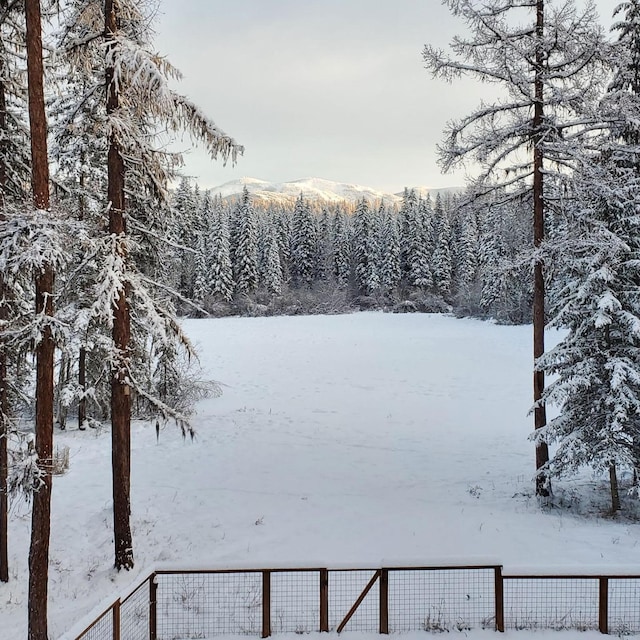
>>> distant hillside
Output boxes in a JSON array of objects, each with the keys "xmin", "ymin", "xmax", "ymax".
[{"xmin": 209, "ymin": 176, "xmax": 463, "ymax": 205}]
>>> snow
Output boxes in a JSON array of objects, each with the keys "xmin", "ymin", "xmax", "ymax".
[{"xmin": 3, "ymin": 312, "xmax": 640, "ymax": 639}]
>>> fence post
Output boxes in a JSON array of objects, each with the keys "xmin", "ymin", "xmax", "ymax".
[
  {"xmin": 599, "ymin": 577, "xmax": 608, "ymax": 635},
  {"xmin": 262, "ymin": 570, "xmax": 271, "ymax": 638},
  {"xmin": 494, "ymin": 566, "xmax": 504, "ymax": 632},
  {"xmin": 113, "ymin": 599, "xmax": 121, "ymax": 640},
  {"xmin": 320, "ymin": 569, "xmax": 329, "ymax": 632},
  {"xmin": 379, "ymin": 569, "xmax": 389, "ymax": 634},
  {"xmin": 150, "ymin": 573, "xmax": 158, "ymax": 640}
]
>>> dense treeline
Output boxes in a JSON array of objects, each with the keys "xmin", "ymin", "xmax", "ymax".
[{"xmin": 169, "ymin": 182, "xmax": 532, "ymax": 323}]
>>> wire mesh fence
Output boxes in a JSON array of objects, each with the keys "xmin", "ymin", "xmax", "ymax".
[
  {"xmin": 74, "ymin": 565, "xmax": 640, "ymax": 639},
  {"xmin": 388, "ymin": 567, "xmax": 495, "ymax": 633},
  {"xmin": 121, "ymin": 579, "xmax": 151, "ymax": 640},
  {"xmin": 609, "ymin": 578, "xmax": 640, "ymax": 635},
  {"xmin": 329, "ymin": 569, "xmax": 380, "ymax": 632},
  {"xmin": 271, "ymin": 570, "xmax": 320, "ymax": 633},
  {"xmin": 155, "ymin": 571, "xmax": 262, "ymax": 639},
  {"xmin": 504, "ymin": 577, "xmax": 599, "ymax": 631},
  {"xmin": 75, "ymin": 604, "xmax": 115, "ymax": 640}
]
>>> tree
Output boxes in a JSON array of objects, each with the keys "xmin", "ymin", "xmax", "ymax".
[
  {"xmin": 264, "ymin": 232, "xmax": 283, "ymax": 295},
  {"xmin": 378, "ymin": 204, "xmax": 401, "ymax": 294},
  {"xmin": 98, "ymin": 0, "xmax": 242, "ymax": 570},
  {"xmin": 25, "ymin": 0, "xmax": 54, "ymax": 635},
  {"xmin": 0, "ymin": 0, "xmax": 31, "ymax": 585},
  {"xmin": 539, "ymin": 160, "xmax": 640, "ymax": 512},
  {"xmin": 291, "ymin": 193, "xmax": 317, "ymax": 288},
  {"xmin": 352, "ymin": 199, "xmax": 379, "ymax": 296},
  {"xmin": 232, "ymin": 187, "xmax": 258, "ymax": 295},
  {"xmin": 331, "ymin": 206, "xmax": 350, "ymax": 288},
  {"xmin": 538, "ymin": 0, "xmax": 640, "ymax": 510},
  {"xmin": 431, "ymin": 194, "xmax": 452, "ymax": 298},
  {"xmin": 424, "ymin": 0, "xmax": 607, "ymax": 497},
  {"xmin": 208, "ymin": 197, "xmax": 234, "ymax": 302}
]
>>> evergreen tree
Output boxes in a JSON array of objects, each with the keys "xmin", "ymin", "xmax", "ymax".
[
  {"xmin": 291, "ymin": 193, "xmax": 317, "ymax": 288},
  {"xmin": 540, "ymin": 161, "xmax": 640, "ymax": 511},
  {"xmin": 539, "ymin": 0, "xmax": 640, "ymax": 509},
  {"xmin": 378, "ymin": 203, "xmax": 401, "ymax": 294},
  {"xmin": 452, "ymin": 204, "xmax": 479, "ymax": 301},
  {"xmin": 398, "ymin": 188, "xmax": 419, "ymax": 283},
  {"xmin": 331, "ymin": 206, "xmax": 350, "ymax": 288},
  {"xmin": 0, "ymin": 0, "xmax": 31, "ymax": 585},
  {"xmin": 431, "ymin": 194, "xmax": 452, "ymax": 297},
  {"xmin": 264, "ymin": 232, "xmax": 284, "ymax": 295},
  {"xmin": 208, "ymin": 197, "xmax": 234, "ymax": 302},
  {"xmin": 233, "ymin": 187, "xmax": 258, "ymax": 294},
  {"xmin": 25, "ymin": 0, "xmax": 55, "ymax": 635},
  {"xmin": 424, "ymin": 0, "xmax": 607, "ymax": 496},
  {"xmin": 352, "ymin": 199, "xmax": 379, "ymax": 295},
  {"xmin": 408, "ymin": 197, "xmax": 433, "ymax": 291}
]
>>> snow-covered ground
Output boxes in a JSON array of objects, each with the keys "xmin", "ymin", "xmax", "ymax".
[{"xmin": 3, "ymin": 312, "xmax": 640, "ymax": 639}]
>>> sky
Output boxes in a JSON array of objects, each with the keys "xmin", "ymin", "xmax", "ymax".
[{"xmin": 154, "ymin": 0, "xmax": 617, "ymax": 194}]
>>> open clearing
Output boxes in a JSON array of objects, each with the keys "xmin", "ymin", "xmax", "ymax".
[{"xmin": 3, "ymin": 312, "xmax": 640, "ymax": 638}]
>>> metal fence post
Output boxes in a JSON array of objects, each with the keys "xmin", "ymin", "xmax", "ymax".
[
  {"xmin": 320, "ymin": 569, "xmax": 329, "ymax": 632},
  {"xmin": 262, "ymin": 570, "xmax": 271, "ymax": 638},
  {"xmin": 495, "ymin": 566, "xmax": 504, "ymax": 632},
  {"xmin": 599, "ymin": 577, "xmax": 608, "ymax": 635},
  {"xmin": 113, "ymin": 600, "xmax": 121, "ymax": 640},
  {"xmin": 379, "ymin": 569, "xmax": 389, "ymax": 634},
  {"xmin": 150, "ymin": 573, "xmax": 158, "ymax": 640}
]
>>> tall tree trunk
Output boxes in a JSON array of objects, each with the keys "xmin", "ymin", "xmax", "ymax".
[
  {"xmin": 25, "ymin": 0, "xmax": 54, "ymax": 637},
  {"xmin": 609, "ymin": 462, "xmax": 621, "ymax": 513},
  {"xmin": 105, "ymin": 0, "xmax": 133, "ymax": 571},
  {"xmin": 78, "ymin": 156, "xmax": 87, "ymax": 430},
  {"xmin": 78, "ymin": 346, "xmax": 86, "ymax": 429},
  {"xmin": 0, "ymin": 2, "xmax": 9, "ymax": 583},
  {"xmin": 533, "ymin": 0, "xmax": 550, "ymax": 498}
]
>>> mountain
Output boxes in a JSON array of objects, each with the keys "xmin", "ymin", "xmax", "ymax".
[{"xmin": 208, "ymin": 176, "xmax": 463, "ymax": 205}]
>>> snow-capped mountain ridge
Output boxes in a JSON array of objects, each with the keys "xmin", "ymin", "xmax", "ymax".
[{"xmin": 210, "ymin": 176, "xmax": 462, "ymax": 204}]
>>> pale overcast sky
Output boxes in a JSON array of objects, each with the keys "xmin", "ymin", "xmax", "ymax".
[{"xmin": 154, "ymin": 1, "xmax": 616, "ymax": 194}]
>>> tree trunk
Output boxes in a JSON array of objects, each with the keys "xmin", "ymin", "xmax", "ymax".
[
  {"xmin": 0, "ymin": 2, "xmax": 9, "ymax": 583},
  {"xmin": 56, "ymin": 352, "xmax": 68, "ymax": 430},
  {"xmin": 105, "ymin": 0, "xmax": 133, "ymax": 571},
  {"xmin": 533, "ymin": 0, "xmax": 550, "ymax": 498},
  {"xmin": 77, "ymin": 153, "xmax": 87, "ymax": 430},
  {"xmin": 25, "ymin": 0, "xmax": 54, "ymax": 637},
  {"xmin": 78, "ymin": 346, "xmax": 86, "ymax": 430},
  {"xmin": 609, "ymin": 462, "xmax": 621, "ymax": 512}
]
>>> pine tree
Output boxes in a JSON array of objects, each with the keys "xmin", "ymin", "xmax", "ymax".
[
  {"xmin": 424, "ymin": 0, "xmax": 607, "ymax": 496},
  {"xmin": 352, "ymin": 199, "xmax": 380, "ymax": 296},
  {"xmin": 331, "ymin": 206, "xmax": 350, "ymax": 288},
  {"xmin": 264, "ymin": 232, "xmax": 284, "ymax": 295},
  {"xmin": 99, "ymin": 0, "xmax": 242, "ymax": 570},
  {"xmin": 431, "ymin": 194, "xmax": 452, "ymax": 298},
  {"xmin": 192, "ymin": 235, "xmax": 208, "ymax": 309},
  {"xmin": 25, "ymin": 0, "xmax": 54, "ymax": 635},
  {"xmin": 173, "ymin": 177, "xmax": 200, "ymax": 301},
  {"xmin": 539, "ymin": 0, "xmax": 640, "ymax": 509},
  {"xmin": 0, "ymin": 0, "xmax": 31, "ymax": 585},
  {"xmin": 452, "ymin": 205, "xmax": 479, "ymax": 301},
  {"xmin": 408, "ymin": 197, "xmax": 432, "ymax": 291},
  {"xmin": 291, "ymin": 193, "xmax": 317, "ymax": 288},
  {"xmin": 233, "ymin": 187, "xmax": 258, "ymax": 295},
  {"xmin": 378, "ymin": 203, "xmax": 401, "ymax": 294},
  {"xmin": 539, "ymin": 161, "xmax": 640, "ymax": 512},
  {"xmin": 208, "ymin": 197, "xmax": 234, "ymax": 302}
]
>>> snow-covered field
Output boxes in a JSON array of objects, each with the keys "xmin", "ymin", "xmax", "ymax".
[{"xmin": 3, "ymin": 312, "xmax": 640, "ymax": 639}]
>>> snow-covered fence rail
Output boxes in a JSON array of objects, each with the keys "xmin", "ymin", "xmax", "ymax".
[{"xmin": 71, "ymin": 565, "xmax": 640, "ymax": 639}]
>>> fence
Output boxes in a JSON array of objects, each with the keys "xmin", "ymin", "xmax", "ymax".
[{"xmin": 73, "ymin": 565, "xmax": 640, "ymax": 639}]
